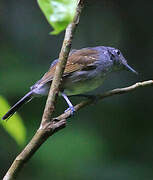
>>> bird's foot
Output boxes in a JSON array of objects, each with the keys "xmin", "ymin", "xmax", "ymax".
[{"xmin": 64, "ymin": 105, "xmax": 75, "ymax": 115}]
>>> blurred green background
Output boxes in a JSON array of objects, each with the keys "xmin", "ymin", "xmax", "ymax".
[{"xmin": 0, "ymin": 0, "xmax": 153, "ymax": 179}]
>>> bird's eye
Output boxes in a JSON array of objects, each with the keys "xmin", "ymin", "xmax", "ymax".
[
  {"xmin": 111, "ymin": 53, "xmax": 115, "ymax": 58},
  {"xmin": 109, "ymin": 52, "xmax": 115, "ymax": 61},
  {"xmin": 116, "ymin": 50, "xmax": 120, "ymax": 55}
]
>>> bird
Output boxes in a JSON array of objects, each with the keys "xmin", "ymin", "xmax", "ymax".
[{"xmin": 2, "ymin": 46, "xmax": 137, "ymax": 120}]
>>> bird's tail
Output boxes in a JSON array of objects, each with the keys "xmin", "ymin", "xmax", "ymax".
[{"xmin": 2, "ymin": 91, "xmax": 33, "ymax": 120}]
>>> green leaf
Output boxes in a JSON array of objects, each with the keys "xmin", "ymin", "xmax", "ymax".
[
  {"xmin": 37, "ymin": 0, "xmax": 77, "ymax": 34},
  {"xmin": 0, "ymin": 96, "xmax": 26, "ymax": 146}
]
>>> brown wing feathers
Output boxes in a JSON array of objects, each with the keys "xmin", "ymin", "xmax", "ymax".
[{"xmin": 39, "ymin": 49, "xmax": 98, "ymax": 85}]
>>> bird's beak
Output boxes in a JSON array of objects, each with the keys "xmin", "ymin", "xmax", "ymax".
[{"xmin": 124, "ymin": 63, "xmax": 138, "ymax": 75}]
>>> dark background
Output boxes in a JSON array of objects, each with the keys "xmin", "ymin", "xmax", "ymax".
[{"xmin": 0, "ymin": 0, "xmax": 153, "ymax": 179}]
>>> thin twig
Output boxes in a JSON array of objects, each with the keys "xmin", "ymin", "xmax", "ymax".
[
  {"xmin": 41, "ymin": 0, "xmax": 83, "ymax": 125},
  {"xmin": 3, "ymin": 1, "xmax": 153, "ymax": 179},
  {"xmin": 3, "ymin": 1, "xmax": 84, "ymax": 179},
  {"xmin": 3, "ymin": 80, "xmax": 153, "ymax": 179},
  {"xmin": 53, "ymin": 80, "xmax": 153, "ymax": 121}
]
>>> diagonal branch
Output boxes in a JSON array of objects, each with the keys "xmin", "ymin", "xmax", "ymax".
[
  {"xmin": 53, "ymin": 80, "xmax": 153, "ymax": 121},
  {"xmin": 3, "ymin": 1, "xmax": 84, "ymax": 179},
  {"xmin": 41, "ymin": 0, "xmax": 84, "ymax": 125},
  {"xmin": 3, "ymin": 80, "xmax": 153, "ymax": 179},
  {"xmin": 3, "ymin": 0, "xmax": 153, "ymax": 179}
]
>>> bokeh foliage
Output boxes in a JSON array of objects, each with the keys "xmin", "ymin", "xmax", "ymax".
[{"xmin": 0, "ymin": 96, "xmax": 26, "ymax": 146}]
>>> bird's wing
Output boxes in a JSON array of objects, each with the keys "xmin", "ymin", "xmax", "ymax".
[{"xmin": 38, "ymin": 48, "xmax": 99, "ymax": 85}]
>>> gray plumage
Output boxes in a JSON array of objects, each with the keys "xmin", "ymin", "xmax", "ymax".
[{"xmin": 2, "ymin": 46, "xmax": 137, "ymax": 120}]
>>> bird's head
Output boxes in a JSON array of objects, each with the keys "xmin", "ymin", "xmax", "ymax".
[{"xmin": 107, "ymin": 47, "xmax": 138, "ymax": 75}]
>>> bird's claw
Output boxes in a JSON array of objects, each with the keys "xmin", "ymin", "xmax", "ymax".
[{"xmin": 64, "ymin": 106, "xmax": 75, "ymax": 115}]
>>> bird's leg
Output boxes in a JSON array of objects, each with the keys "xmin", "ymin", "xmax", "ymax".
[{"xmin": 61, "ymin": 93, "xmax": 75, "ymax": 115}]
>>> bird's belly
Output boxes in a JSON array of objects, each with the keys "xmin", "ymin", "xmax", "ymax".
[
  {"xmin": 32, "ymin": 69, "xmax": 107, "ymax": 96},
  {"xmin": 63, "ymin": 75, "xmax": 105, "ymax": 96}
]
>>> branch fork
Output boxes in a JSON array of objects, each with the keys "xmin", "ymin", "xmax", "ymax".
[{"xmin": 3, "ymin": 0, "xmax": 153, "ymax": 178}]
